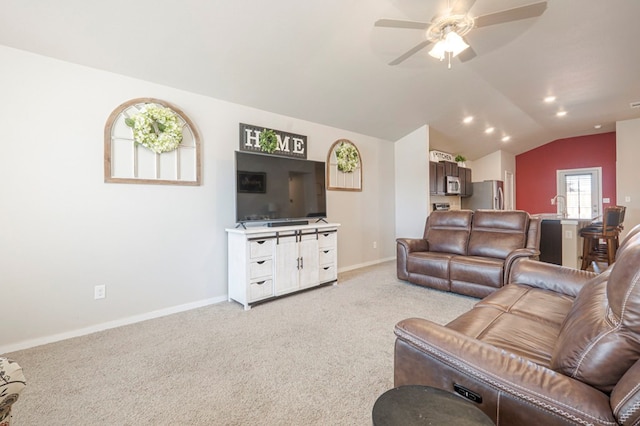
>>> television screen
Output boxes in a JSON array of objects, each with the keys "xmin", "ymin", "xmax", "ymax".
[{"xmin": 235, "ymin": 151, "xmax": 327, "ymax": 224}]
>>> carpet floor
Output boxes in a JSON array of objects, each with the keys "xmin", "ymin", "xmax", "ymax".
[{"xmin": 7, "ymin": 261, "xmax": 477, "ymax": 425}]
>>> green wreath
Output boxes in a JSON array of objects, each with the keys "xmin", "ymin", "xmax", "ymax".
[
  {"xmin": 336, "ymin": 142, "xmax": 359, "ymax": 173},
  {"xmin": 125, "ymin": 103, "xmax": 183, "ymax": 154},
  {"xmin": 259, "ymin": 129, "xmax": 278, "ymax": 154}
]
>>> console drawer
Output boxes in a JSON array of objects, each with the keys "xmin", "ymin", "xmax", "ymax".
[
  {"xmin": 319, "ymin": 248, "xmax": 336, "ymax": 265},
  {"xmin": 249, "ymin": 239, "xmax": 274, "ymax": 258},
  {"xmin": 249, "ymin": 279, "xmax": 273, "ymax": 301},
  {"xmin": 319, "ymin": 265, "xmax": 337, "ymax": 282},
  {"xmin": 249, "ymin": 259, "xmax": 273, "ymax": 279},
  {"xmin": 318, "ymin": 231, "xmax": 337, "ymax": 249}
]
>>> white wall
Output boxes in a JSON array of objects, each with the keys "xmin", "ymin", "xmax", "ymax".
[
  {"xmin": 616, "ymin": 118, "xmax": 640, "ymax": 238},
  {"xmin": 394, "ymin": 125, "xmax": 429, "ymax": 238},
  {"xmin": 0, "ymin": 46, "xmax": 395, "ymax": 352}
]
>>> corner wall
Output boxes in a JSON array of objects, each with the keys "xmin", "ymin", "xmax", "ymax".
[
  {"xmin": 394, "ymin": 125, "xmax": 429, "ymax": 238},
  {"xmin": 616, "ymin": 119, "xmax": 640, "ymax": 238}
]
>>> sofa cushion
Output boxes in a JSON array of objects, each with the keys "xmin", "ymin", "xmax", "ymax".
[
  {"xmin": 551, "ymin": 235, "xmax": 640, "ymax": 392},
  {"xmin": 423, "ymin": 210, "xmax": 472, "ymax": 255},
  {"xmin": 447, "ymin": 284, "xmax": 573, "ymax": 366},
  {"xmin": 407, "ymin": 252, "xmax": 452, "ymax": 279},
  {"xmin": 467, "ymin": 210, "xmax": 529, "ymax": 259},
  {"xmin": 449, "ymin": 255, "xmax": 504, "ymax": 289}
]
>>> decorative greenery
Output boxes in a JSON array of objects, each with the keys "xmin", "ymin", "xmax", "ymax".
[
  {"xmin": 455, "ymin": 154, "xmax": 467, "ymax": 163},
  {"xmin": 125, "ymin": 104, "xmax": 183, "ymax": 154},
  {"xmin": 259, "ymin": 129, "xmax": 278, "ymax": 154},
  {"xmin": 336, "ymin": 142, "xmax": 359, "ymax": 173}
]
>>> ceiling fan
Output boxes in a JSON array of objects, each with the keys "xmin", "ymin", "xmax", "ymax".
[{"xmin": 375, "ymin": 0, "xmax": 547, "ymax": 68}]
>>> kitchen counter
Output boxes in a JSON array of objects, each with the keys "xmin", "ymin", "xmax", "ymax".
[{"xmin": 532, "ymin": 214, "xmax": 593, "ymax": 269}]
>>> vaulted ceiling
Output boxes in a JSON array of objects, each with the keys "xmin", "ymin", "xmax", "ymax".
[{"xmin": 2, "ymin": 0, "xmax": 639, "ymax": 160}]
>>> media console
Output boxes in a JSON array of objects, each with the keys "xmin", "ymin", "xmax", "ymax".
[{"xmin": 226, "ymin": 222, "xmax": 340, "ymax": 310}]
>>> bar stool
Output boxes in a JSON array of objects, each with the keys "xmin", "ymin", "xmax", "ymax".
[{"xmin": 579, "ymin": 206, "xmax": 625, "ymax": 270}]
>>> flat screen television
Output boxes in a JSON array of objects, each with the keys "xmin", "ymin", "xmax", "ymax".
[{"xmin": 235, "ymin": 151, "xmax": 327, "ymax": 225}]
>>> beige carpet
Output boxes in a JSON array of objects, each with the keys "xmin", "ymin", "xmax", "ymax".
[{"xmin": 7, "ymin": 261, "xmax": 477, "ymax": 425}]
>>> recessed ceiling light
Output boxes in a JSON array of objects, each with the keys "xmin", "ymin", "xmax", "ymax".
[
  {"xmin": 544, "ymin": 96, "xmax": 556, "ymax": 103},
  {"xmin": 463, "ymin": 116, "xmax": 474, "ymax": 124},
  {"xmin": 556, "ymin": 111, "xmax": 567, "ymax": 117},
  {"xmin": 501, "ymin": 135, "xmax": 511, "ymax": 142},
  {"xmin": 485, "ymin": 127, "xmax": 495, "ymax": 134},
  {"xmin": 594, "ymin": 124, "xmax": 602, "ymax": 129}
]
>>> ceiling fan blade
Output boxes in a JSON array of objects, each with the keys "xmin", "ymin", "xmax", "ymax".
[
  {"xmin": 374, "ymin": 19, "xmax": 429, "ymax": 30},
  {"xmin": 389, "ymin": 40, "xmax": 432, "ymax": 65},
  {"xmin": 457, "ymin": 45, "xmax": 477, "ymax": 62},
  {"xmin": 474, "ymin": 1, "xmax": 547, "ymax": 28},
  {"xmin": 451, "ymin": 0, "xmax": 477, "ymax": 15}
]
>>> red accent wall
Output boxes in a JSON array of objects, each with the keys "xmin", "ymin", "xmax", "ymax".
[{"xmin": 515, "ymin": 132, "xmax": 616, "ymax": 215}]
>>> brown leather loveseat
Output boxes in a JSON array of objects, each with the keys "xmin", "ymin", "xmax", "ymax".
[
  {"xmin": 396, "ymin": 209, "xmax": 541, "ymax": 298},
  {"xmin": 394, "ymin": 225, "xmax": 640, "ymax": 425}
]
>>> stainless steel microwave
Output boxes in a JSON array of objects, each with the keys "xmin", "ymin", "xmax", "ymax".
[{"xmin": 446, "ymin": 176, "xmax": 461, "ymax": 194}]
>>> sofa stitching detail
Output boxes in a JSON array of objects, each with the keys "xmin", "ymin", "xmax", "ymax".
[
  {"xmin": 614, "ymin": 381, "xmax": 640, "ymax": 416},
  {"xmin": 572, "ymin": 328, "xmax": 616, "ymax": 379},
  {"xmin": 396, "ymin": 327, "xmax": 616, "ymax": 426},
  {"xmin": 619, "ymin": 399, "xmax": 640, "ymax": 424}
]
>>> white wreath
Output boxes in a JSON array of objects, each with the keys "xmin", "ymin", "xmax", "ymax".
[{"xmin": 125, "ymin": 103, "xmax": 183, "ymax": 154}]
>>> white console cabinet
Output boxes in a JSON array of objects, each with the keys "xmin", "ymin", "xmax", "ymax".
[{"xmin": 226, "ymin": 223, "xmax": 339, "ymax": 309}]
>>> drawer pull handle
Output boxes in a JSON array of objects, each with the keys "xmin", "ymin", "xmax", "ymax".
[
  {"xmin": 257, "ymin": 260, "xmax": 266, "ymax": 265},
  {"xmin": 256, "ymin": 281, "xmax": 266, "ymax": 285},
  {"xmin": 323, "ymin": 250, "xmax": 330, "ymax": 254},
  {"xmin": 257, "ymin": 241, "xmax": 265, "ymax": 245},
  {"xmin": 323, "ymin": 267, "xmax": 330, "ymax": 270}
]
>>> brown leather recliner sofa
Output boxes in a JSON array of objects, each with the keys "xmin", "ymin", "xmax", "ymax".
[
  {"xmin": 396, "ymin": 209, "xmax": 541, "ymax": 298},
  {"xmin": 394, "ymin": 224, "xmax": 640, "ymax": 425}
]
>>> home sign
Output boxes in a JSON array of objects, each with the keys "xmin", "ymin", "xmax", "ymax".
[{"xmin": 239, "ymin": 123, "xmax": 307, "ymax": 159}]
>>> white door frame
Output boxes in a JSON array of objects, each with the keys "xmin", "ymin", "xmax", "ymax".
[
  {"xmin": 556, "ymin": 167, "xmax": 602, "ymax": 218},
  {"xmin": 504, "ymin": 170, "xmax": 514, "ymax": 210}
]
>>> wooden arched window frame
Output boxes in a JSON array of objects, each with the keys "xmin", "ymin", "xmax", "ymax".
[
  {"xmin": 327, "ymin": 139, "xmax": 362, "ymax": 191},
  {"xmin": 104, "ymin": 98, "xmax": 201, "ymax": 185}
]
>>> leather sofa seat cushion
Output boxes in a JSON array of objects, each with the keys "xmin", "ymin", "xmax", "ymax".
[
  {"xmin": 407, "ymin": 252, "xmax": 452, "ymax": 279},
  {"xmin": 467, "ymin": 210, "xmax": 529, "ymax": 259},
  {"xmin": 551, "ymin": 236, "xmax": 640, "ymax": 392},
  {"xmin": 424, "ymin": 210, "xmax": 472, "ymax": 255},
  {"xmin": 476, "ymin": 284, "xmax": 574, "ymax": 328},
  {"xmin": 449, "ymin": 256, "xmax": 504, "ymax": 289},
  {"xmin": 447, "ymin": 284, "xmax": 573, "ymax": 366}
]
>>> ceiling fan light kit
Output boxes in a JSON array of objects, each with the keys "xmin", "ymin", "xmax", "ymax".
[
  {"xmin": 427, "ymin": 15, "xmax": 474, "ymax": 61},
  {"xmin": 375, "ymin": 1, "xmax": 547, "ymax": 68}
]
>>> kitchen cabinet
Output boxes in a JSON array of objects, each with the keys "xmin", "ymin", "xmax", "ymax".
[
  {"xmin": 429, "ymin": 161, "xmax": 446, "ymax": 195},
  {"xmin": 459, "ymin": 167, "xmax": 472, "ymax": 197},
  {"xmin": 441, "ymin": 161, "xmax": 459, "ymax": 177}
]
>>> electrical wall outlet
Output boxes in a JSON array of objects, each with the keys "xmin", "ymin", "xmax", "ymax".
[
  {"xmin": 94, "ymin": 285, "xmax": 106, "ymax": 300},
  {"xmin": 550, "ymin": 198, "xmax": 555, "ymax": 205},
  {"xmin": 626, "ymin": 196, "xmax": 632, "ymax": 202},
  {"xmin": 373, "ymin": 241, "xmax": 377, "ymax": 249},
  {"xmin": 603, "ymin": 197, "xmax": 610, "ymax": 203}
]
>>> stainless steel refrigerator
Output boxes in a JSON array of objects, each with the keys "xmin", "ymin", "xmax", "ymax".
[{"xmin": 461, "ymin": 180, "xmax": 504, "ymax": 210}]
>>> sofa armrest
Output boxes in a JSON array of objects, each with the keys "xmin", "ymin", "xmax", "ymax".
[
  {"xmin": 396, "ymin": 238, "xmax": 429, "ymax": 253},
  {"xmin": 396, "ymin": 238, "xmax": 429, "ymax": 280},
  {"xmin": 395, "ymin": 318, "xmax": 615, "ymax": 425},
  {"xmin": 508, "ymin": 259, "xmax": 597, "ymax": 297},
  {"xmin": 503, "ymin": 248, "xmax": 540, "ymax": 286}
]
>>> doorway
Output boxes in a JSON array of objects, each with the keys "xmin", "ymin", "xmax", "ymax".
[{"xmin": 556, "ymin": 167, "xmax": 602, "ymax": 219}]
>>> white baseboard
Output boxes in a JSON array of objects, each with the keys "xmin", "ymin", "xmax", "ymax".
[
  {"xmin": 338, "ymin": 256, "xmax": 395, "ymax": 273},
  {"xmin": 1, "ymin": 296, "xmax": 228, "ymax": 355},
  {"xmin": 2, "ymin": 258, "xmax": 397, "ymax": 355}
]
